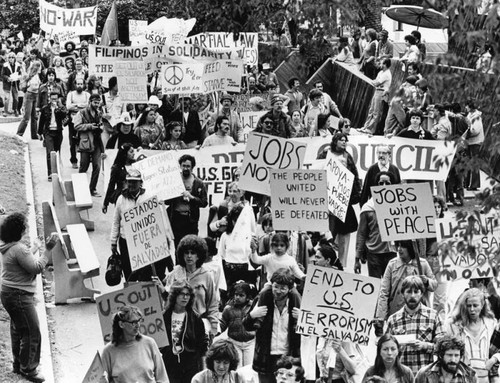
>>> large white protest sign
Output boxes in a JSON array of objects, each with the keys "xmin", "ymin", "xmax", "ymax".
[
  {"xmin": 131, "ymin": 151, "xmax": 185, "ymax": 201},
  {"xmin": 96, "ymin": 283, "xmax": 168, "ymax": 347},
  {"xmin": 186, "ymin": 32, "xmax": 259, "ymax": 66},
  {"xmin": 55, "ymin": 30, "xmax": 79, "ymax": 47},
  {"xmin": 145, "ymin": 17, "xmax": 196, "ymax": 45},
  {"xmin": 239, "ymin": 132, "xmax": 307, "ymax": 196},
  {"xmin": 296, "ymin": 135, "xmax": 456, "ymax": 182},
  {"xmin": 39, "ymin": 0, "xmax": 97, "ymax": 35},
  {"xmin": 372, "ymin": 183, "xmax": 436, "ymax": 241},
  {"xmin": 325, "ymin": 152, "xmax": 354, "ymax": 222},
  {"xmin": 271, "ymin": 169, "xmax": 329, "ymax": 232},
  {"xmin": 129, "ymin": 20, "xmax": 148, "ymax": 45},
  {"xmin": 123, "ymin": 196, "xmax": 171, "ymax": 272},
  {"xmin": 82, "ymin": 352, "xmax": 103, "ymax": 383},
  {"xmin": 297, "ymin": 266, "xmax": 380, "ymax": 345},
  {"xmin": 115, "ymin": 61, "xmax": 148, "ymax": 103},
  {"xmin": 240, "ymin": 111, "xmax": 266, "ymax": 143}
]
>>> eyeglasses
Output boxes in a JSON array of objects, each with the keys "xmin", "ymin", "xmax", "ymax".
[
  {"xmin": 122, "ymin": 318, "xmax": 144, "ymax": 325},
  {"xmin": 378, "ymin": 181, "xmax": 391, "ymax": 185},
  {"xmin": 178, "ymin": 292, "xmax": 191, "ymax": 297},
  {"xmin": 264, "ymin": 121, "xmax": 273, "ymax": 125}
]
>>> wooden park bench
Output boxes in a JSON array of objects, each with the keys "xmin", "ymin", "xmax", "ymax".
[
  {"xmin": 42, "ymin": 200, "xmax": 100, "ymax": 304},
  {"xmin": 50, "ymin": 151, "xmax": 94, "ymax": 231}
]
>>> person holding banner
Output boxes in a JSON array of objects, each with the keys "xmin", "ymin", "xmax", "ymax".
[{"xmin": 100, "ymin": 305, "xmax": 169, "ymax": 383}]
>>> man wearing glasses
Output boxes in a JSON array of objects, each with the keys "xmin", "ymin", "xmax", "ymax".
[
  {"xmin": 360, "ymin": 144, "xmax": 401, "ymax": 207},
  {"xmin": 255, "ymin": 95, "xmax": 292, "ymax": 138}
]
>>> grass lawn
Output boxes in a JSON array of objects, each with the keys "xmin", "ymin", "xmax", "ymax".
[{"xmin": 0, "ymin": 133, "xmax": 37, "ymax": 382}]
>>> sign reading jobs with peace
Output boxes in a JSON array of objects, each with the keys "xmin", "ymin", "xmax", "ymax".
[
  {"xmin": 270, "ymin": 169, "xmax": 329, "ymax": 232},
  {"xmin": 297, "ymin": 266, "xmax": 380, "ymax": 346},
  {"xmin": 372, "ymin": 183, "xmax": 436, "ymax": 241},
  {"xmin": 122, "ymin": 196, "xmax": 170, "ymax": 272},
  {"xmin": 239, "ymin": 132, "xmax": 307, "ymax": 196},
  {"xmin": 96, "ymin": 283, "xmax": 168, "ymax": 347}
]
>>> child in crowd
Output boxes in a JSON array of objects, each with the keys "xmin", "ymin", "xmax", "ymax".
[
  {"xmin": 220, "ymin": 281, "xmax": 257, "ymax": 368},
  {"xmin": 258, "ymin": 213, "xmax": 274, "ymax": 256}
]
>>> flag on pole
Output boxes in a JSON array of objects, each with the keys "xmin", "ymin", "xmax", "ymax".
[{"xmin": 101, "ymin": 1, "xmax": 119, "ymax": 46}]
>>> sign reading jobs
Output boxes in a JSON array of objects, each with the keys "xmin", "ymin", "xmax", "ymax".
[
  {"xmin": 270, "ymin": 169, "xmax": 328, "ymax": 232},
  {"xmin": 297, "ymin": 266, "xmax": 380, "ymax": 346},
  {"xmin": 371, "ymin": 183, "xmax": 436, "ymax": 241},
  {"xmin": 122, "ymin": 196, "xmax": 170, "ymax": 272},
  {"xmin": 96, "ymin": 283, "xmax": 168, "ymax": 347}
]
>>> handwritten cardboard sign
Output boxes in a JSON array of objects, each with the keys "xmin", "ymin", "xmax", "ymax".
[
  {"xmin": 297, "ymin": 266, "xmax": 380, "ymax": 345},
  {"xmin": 128, "ymin": 19, "xmax": 148, "ymax": 45},
  {"xmin": 132, "ymin": 151, "xmax": 184, "ymax": 201},
  {"xmin": 239, "ymin": 132, "xmax": 307, "ymax": 196},
  {"xmin": 96, "ymin": 283, "xmax": 168, "ymax": 347},
  {"xmin": 81, "ymin": 352, "xmax": 103, "ymax": 383},
  {"xmin": 270, "ymin": 169, "xmax": 329, "ymax": 232},
  {"xmin": 122, "ymin": 196, "xmax": 171, "ymax": 271},
  {"xmin": 372, "ymin": 183, "xmax": 436, "ymax": 241},
  {"xmin": 115, "ymin": 61, "xmax": 148, "ymax": 103},
  {"xmin": 39, "ymin": 0, "xmax": 97, "ymax": 35},
  {"xmin": 325, "ymin": 153, "xmax": 354, "ymax": 222},
  {"xmin": 240, "ymin": 111, "xmax": 266, "ymax": 143}
]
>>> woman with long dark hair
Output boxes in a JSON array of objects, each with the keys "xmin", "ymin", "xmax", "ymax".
[
  {"xmin": 161, "ymin": 281, "xmax": 208, "ymax": 383},
  {"xmin": 362, "ymin": 334, "xmax": 413, "ymax": 383},
  {"xmin": 134, "ymin": 107, "xmax": 164, "ymax": 149}
]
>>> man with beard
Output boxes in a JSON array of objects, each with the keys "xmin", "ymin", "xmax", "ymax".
[
  {"xmin": 167, "ymin": 154, "xmax": 208, "ymax": 247},
  {"xmin": 415, "ymin": 335, "xmax": 476, "ymax": 383},
  {"xmin": 360, "ymin": 144, "xmax": 401, "ymax": 207},
  {"xmin": 387, "ymin": 275, "xmax": 445, "ymax": 376},
  {"xmin": 207, "ymin": 93, "xmax": 243, "ymax": 143},
  {"xmin": 201, "ymin": 116, "xmax": 236, "ymax": 147},
  {"xmin": 66, "ymin": 78, "xmax": 90, "ymax": 168},
  {"xmin": 255, "ymin": 95, "xmax": 292, "ymax": 138}
]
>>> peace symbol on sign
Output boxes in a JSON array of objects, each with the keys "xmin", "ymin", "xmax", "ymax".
[{"xmin": 164, "ymin": 65, "xmax": 184, "ymax": 85}]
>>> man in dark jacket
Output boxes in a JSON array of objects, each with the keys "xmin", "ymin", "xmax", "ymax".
[
  {"xmin": 38, "ymin": 92, "xmax": 67, "ymax": 180},
  {"xmin": 243, "ymin": 269, "xmax": 301, "ymax": 383},
  {"xmin": 255, "ymin": 95, "xmax": 292, "ymax": 138},
  {"xmin": 169, "ymin": 96, "xmax": 203, "ymax": 148}
]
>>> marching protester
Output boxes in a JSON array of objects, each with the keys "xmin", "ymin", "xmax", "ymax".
[
  {"xmin": 192, "ymin": 339, "xmax": 242, "ymax": 383},
  {"xmin": 201, "ymin": 115, "xmax": 237, "ymax": 147},
  {"xmin": 158, "ymin": 121, "xmax": 187, "ymax": 150},
  {"xmin": 2, "ymin": 51, "xmax": 21, "ymax": 117},
  {"xmin": 16, "ymin": 60, "xmax": 42, "ymax": 139},
  {"xmin": 208, "ymin": 93, "xmax": 243, "ymax": 142},
  {"xmin": 134, "ymin": 107, "xmax": 164, "ymax": 149},
  {"xmin": 170, "ymin": 95, "xmax": 203, "ymax": 148},
  {"xmin": 66, "ymin": 78, "xmax": 90, "ymax": 168},
  {"xmin": 105, "ymin": 111, "xmax": 141, "ymax": 149}
]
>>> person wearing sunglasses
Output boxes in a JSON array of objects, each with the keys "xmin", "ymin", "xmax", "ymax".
[{"xmin": 100, "ymin": 305, "xmax": 168, "ymax": 383}]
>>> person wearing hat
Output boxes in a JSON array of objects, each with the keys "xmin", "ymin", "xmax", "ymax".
[
  {"xmin": 375, "ymin": 29, "xmax": 394, "ymax": 67},
  {"xmin": 255, "ymin": 94, "xmax": 292, "ymax": 138},
  {"xmin": 207, "ymin": 93, "xmax": 243, "ymax": 142},
  {"xmin": 146, "ymin": 95, "xmax": 165, "ymax": 127},
  {"xmin": 106, "ymin": 111, "xmax": 141, "ymax": 149},
  {"xmin": 110, "ymin": 168, "xmax": 151, "ymax": 281},
  {"xmin": 170, "ymin": 95, "xmax": 203, "ymax": 148}
]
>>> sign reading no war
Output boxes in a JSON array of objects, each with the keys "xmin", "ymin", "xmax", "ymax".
[
  {"xmin": 239, "ymin": 132, "xmax": 307, "ymax": 195},
  {"xmin": 39, "ymin": 0, "xmax": 97, "ymax": 35}
]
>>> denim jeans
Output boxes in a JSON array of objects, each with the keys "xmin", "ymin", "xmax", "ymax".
[
  {"xmin": 79, "ymin": 146, "xmax": 102, "ymax": 193},
  {"xmin": 45, "ymin": 131, "xmax": 63, "ymax": 176},
  {"xmin": 4, "ymin": 85, "xmax": 19, "ymax": 114},
  {"xmin": 1, "ymin": 289, "xmax": 41, "ymax": 374},
  {"xmin": 16, "ymin": 91, "xmax": 38, "ymax": 139}
]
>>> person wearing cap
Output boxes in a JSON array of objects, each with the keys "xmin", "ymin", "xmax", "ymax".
[
  {"xmin": 73, "ymin": 93, "xmax": 105, "ymax": 197},
  {"xmin": 202, "ymin": 115, "xmax": 237, "ymax": 148},
  {"xmin": 37, "ymin": 67, "xmax": 65, "ymax": 109},
  {"xmin": 170, "ymin": 95, "xmax": 203, "ymax": 148},
  {"xmin": 106, "ymin": 111, "xmax": 141, "ymax": 149},
  {"xmin": 375, "ymin": 29, "xmax": 394, "ymax": 66},
  {"xmin": 102, "ymin": 76, "xmax": 126, "ymax": 146},
  {"xmin": 207, "ymin": 93, "xmax": 243, "ymax": 142},
  {"xmin": 110, "ymin": 168, "xmax": 151, "ymax": 281},
  {"xmin": 255, "ymin": 95, "xmax": 292, "ymax": 138}
]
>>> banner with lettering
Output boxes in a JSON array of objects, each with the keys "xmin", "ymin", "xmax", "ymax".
[
  {"xmin": 240, "ymin": 111, "xmax": 266, "ymax": 143},
  {"xmin": 39, "ymin": 0, "xmax": 97, "ymax": 35},
  {"xmin": 129, "ymin": 20, "xmax": 148, "ymax": 46},
  {"xmin": 372, "ymin": 183, "xmax": 436, "ymax": 241},
  {"xmin": 233, "ymin": 94, "xmax": 271, "ymax": 113},
  {"xmin": 239, "ymin": 132, "xmax": 307, "ymax": 195},
  {"xmin": 296, "ymin": 135, "xmax": 457, "ymax": 182},
  {"xmin": 96, "ymin": 283, "xmax": 168, "ymax": 347},
  {"xmin": 270, "ymin": 169, "xmax": 329, "ymax": 232},
  {"xmin": 297, "ymin": 266, "xmax": 380, "ymax": 345},
  {"xmin": 145, "ymin": 17, "xmax": 196, "ymax": 46},
  {"xmin": 115, "ymin": 61, "xmax": 148, "ymax": 103}
]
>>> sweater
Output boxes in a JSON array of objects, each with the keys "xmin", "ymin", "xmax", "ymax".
[
  {"xmin": 250, "ymin": 252, "xmax": 305, "ymax": 283},
  {"xmin": 362, "ymin": 365, "xmax": 414, "ymax": 383},
  {"xmin": 221, "ymin": 302, "xmax": 255, "ymax": 342},
  {"xmin": 0, "ymin": 242, "xmax": 48, "ymax": 294},
  {"xmin": 192, "ymin": 369, "xmax": 242, "ymax": 383},
  {"xmin": 101, "ymin": 335, "xmax": 169, "ymax": 383}
]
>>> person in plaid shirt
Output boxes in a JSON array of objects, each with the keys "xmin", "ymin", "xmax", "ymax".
[
  {"xmin": 415, "ymin": 335, "xmax": 477, "ymax": 383},
  {"xmin": 386, "ymin": 276, "xmax": 445, "ymax": 375}
]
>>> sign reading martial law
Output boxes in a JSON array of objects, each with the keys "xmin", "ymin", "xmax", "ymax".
[
  {"xmin": 122, "ymin": 196, "xmax": 170, "ymax": 271},
  {"xmin": 297, "ymin": 266, "xmax": 381, "ymax": 346}
]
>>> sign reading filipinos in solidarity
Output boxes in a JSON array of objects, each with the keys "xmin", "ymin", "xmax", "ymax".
[
  {"xmin": 325, "ymin": 152, "xmax": 354, "ymax": 222},
  {"xmin": 96, "ymin": 283, "xmax": 168, "ymax": 347},
  {"xmin": 39, "ymin": 0, "xmax": 97, "ymax": 35},
  {"xmin": 270, "ymin": 169, "xmax": 329, "ymax": 232},
  {"xmin": 371, "ymin": 183, "xmax": 436, "ymax": 241},
  {"xmin": 297, "ymin": 266, "xmax": 381, "ymax": 346},
  {"xmin": 239, "ymin": 132, "xmax": 307, "ymax": 196},
  {"xmin": 122, "ymin": 196, "xmax": 171, "ymax": 272}
]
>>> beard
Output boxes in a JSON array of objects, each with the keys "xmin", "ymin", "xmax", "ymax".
[
  {"xmin": 442, "ymin": 361, "xmax": 459, "ymax": 373},
  {"xmin": 182, "ymin": 170, "xmax": 191, "ymax": 178}
]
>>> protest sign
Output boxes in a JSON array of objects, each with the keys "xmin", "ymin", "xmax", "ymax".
[
  {"xmin": 185, "ymin": 32, "xmax": 258, "ymax": 66},
  {"xmin": 372, "ymin": 183, "xmax": 436, "ymax": 241},
  {"xmin": 82, "ymin": 352, "xmax": 103, "ymax": 383},
  {"xmin": 54, "ymin": 30, "xmax": 79, "ymax": 47},
  {"xmin": 233, "ymin": 94, "xmax": 271, "ymax": 113},
  {"xmin": 239, "ymin": 132, "xmax": 307, "ymax": 195},
  {"xmin": 297, "ymin": 135, "xmax": 456, "ymax": 182},
  {"xmin": 240, "ymin": 111, "xmax": 266, "ymax": 142},
  {"xmin": 297, "ymin": 266, "xmax": 380, "ymax": 345},
  {"xmin": 122, "ymin": 196, "xmax": 171, "ymax": 271},
  {"xmin": 145, "ymin": 17, "xmax": 196, "ymax": 45},
  {"xmin": 270, "ymin": 170, "xmax": 329, "ymax": 232},
  {"xmin": 96, "ymin": 283, "xmax": 168, "ymax": 347},
  {"xmin": 129, "ymin": 20, "xmax": 148, "ymax": 45},
  {"xmin": 39, "ymin": 0, "xmax": 97, "ymax": 35},
  {"xmin": 131, "ymin": 151, "xmax": 184, "ymax": 201},
  {"xmin": 115, "ymin": 61, "xmax": 148, "ymax": 103},
  {"xmin": 325, "ymin": 152, "xmax": 354, "ymax": 222}
]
